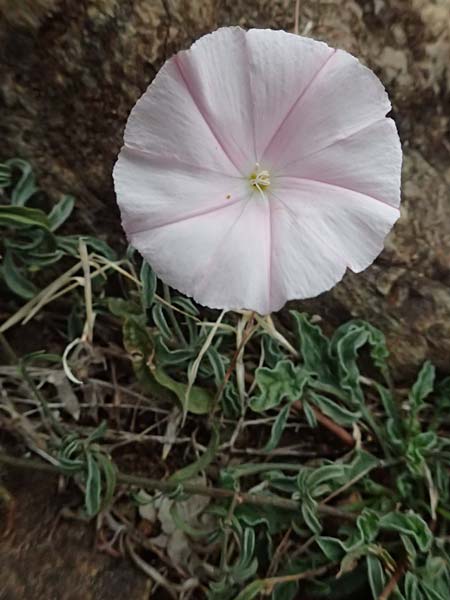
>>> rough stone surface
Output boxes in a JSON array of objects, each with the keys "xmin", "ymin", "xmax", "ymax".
[
  {"xmin": 1, "ymin": 0, "xmax": 449, "ymax": 377},
  {"xmin": 0, "ymin": 0, "xmax": 216, "ymax": 234},
  {"xmin": 0, "ymin": 468, "xmax": 150, "ymax": 599}
]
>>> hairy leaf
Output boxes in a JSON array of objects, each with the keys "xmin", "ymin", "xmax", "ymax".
[
  {"xmin": 7, "ymin": 158, "xmax": 39, "ymax": 205},
  {"xmin": 170, "ymin": 427, "xmax": 219, "ymax": 482},
  {"xmin": 309, "ymin": 392, "xmax": 361, "ymax": 426},
  {"xmin": 48, "ymin": 195, "xmax": 75, "ymax": 231},
  {"xmin": 0, "ymin": 205, "xmax": 49, "ymax": 229},
  {"xmin": 379, "ymin": 511, "xmax": 432, "ymax": 552},
  {"xmin": 140, "ymin": 260, "xmax": 157, "ymax": 309},
  {"xmin": 263, "ymin": 402, "xmax": 291, "ymax": 452},
  {"xmin": 291, "ymin": 311, "xmax": 335, "ymax": 383},
  {"xmin": 2, "ymin": 250, "xmax": 37, "ymax": 299},
  {"xmin": 251, "ymin": 361, "xmax": 309, "ymax": 412},
  {"xmin": 85, "ymin": 452, "xmax": 102, "ymax": 516},
  {"xmin": 366, "ymin": 555, "xmax": 386, "ymax": 599},
  {"xmin": 409, "ymin": 361, "xmax": 435, "ymax": 413},
  {"xmin": 233, "ymin": 580, "xmax": 264, "ymax": 600}
]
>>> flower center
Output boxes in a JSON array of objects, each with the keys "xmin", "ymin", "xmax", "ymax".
[{"xmin": 249, "ymin": 164, "xmax": 271, "ymax": 192}]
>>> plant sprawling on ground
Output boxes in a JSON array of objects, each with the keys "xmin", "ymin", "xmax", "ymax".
[{"xmin": 1, "ymin": 160, "xmax": 449, "ymax": 600}]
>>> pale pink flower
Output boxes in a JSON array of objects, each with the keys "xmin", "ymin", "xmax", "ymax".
[{"xmin": 113, "ymin": 27, "xmax": 402, "ymax": 314}]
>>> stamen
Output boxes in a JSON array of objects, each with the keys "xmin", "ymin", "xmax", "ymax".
[{"xmin": 249, "ymin": 163, "xmax": 271, "ymax": 193}]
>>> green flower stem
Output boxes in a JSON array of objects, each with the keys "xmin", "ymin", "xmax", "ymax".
[{"xmin": 0, "ymin": 452, "xmax": 357, "ymax": 521}]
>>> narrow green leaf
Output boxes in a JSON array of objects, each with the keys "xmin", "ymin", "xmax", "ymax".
[
  {"xmin": 85, "ymin": 452, "xmax": 102, "ymax": 516},
  {"xmin": 366, "ymin": 555, "xmax": 386, "ymax": 599},
  {"xmin": 48, "ymin": 195, "xmax": 75, "ymax": 231},
  {"xmin": 169, "ymin": 503, "xmax": 208, "ymax": 538},
  {"xmin": 87, "ymin": 421, "xmax": 109, "ymax": 443},
  {"xmin": 347, "ymin": 451, "xmax": 380, "ymax": 481},
  {"xmin": 301, "ymin": 498, "xmax": 321, "ymax": 534},
  {"xmin": 0, "ymin": 162, "xmax": 12, "ymax": 187},
  {"xmin": 264, "ymin": 402, "xmax": 291, "ymax": 452},
  {"xmin": 0, "ymin": 205, "xmax": 50, "ymax": 229},
  {"xmin": 232, "ymin": 528, "xmax": 258, "ymax": 582},
  {"xmin": 2, "ymin": 250, "xmax": 37, "ymax": 299},
  {"xmin": 409, "ymin": 361, "xmax": 435, "ymax": 412},
  {"xmin": 261, "ymin": 334, "xmax": 286, "ymax": 369},
  {"xmin": 140, "ymin": 260, "xmax": 157, "ymax": 309},
  {"xmin": 233, "ymin": 580, "xmax": 264, "ymax": 600},
  {"xmin": 404, "ymin": 572, "xmax": 422, "ymax": 600},
  {"xmin": 333, "ymin": 320, "xmax": 389, "ymax": 372},
  {"xmin": 121, "ymin": 315, "xmax": 183, "ymax": 404},
  {"xmin": 420, "ymin": 583, "xmax": 446, "ymax": 600},
  {"xmin": 5, "ymin": 229, "xmax": 45, "ymax": 251},
  {"xmin": 54, "ymin": 235, "xmax": 79, "ymax": 255},
  {"xmin": 7, "ymin": 158, "xmax": 39, "ymax": 205},
  {"xmin": 108, "ymin": 297, "xmax": 142, "ymax": 319},
  {"xmin": 356, "ymin": 508, "xmax": 380, "ymax": 544},
  {"xmin": 171, "ymin": 296, "xmax": 200, "ymax": 316},
  {"xmin": 154, "ymin": 335, "xmax": 196, "ymax": 368},
  {"xmin": 302, "ymin": 399, "xmax": 318, "ymax": 427},
  {"xmin": 379, "ymin": 511, "xmax": 432, "ymax": 552},
  {"xmin": 27, "ymin": 250, "xmax": 64, "ymax": 267},
  {"xmin": 308, "ymin": 463, "xmax": 347, "ymax": 491},
  {"xmin": 95, "ymin": 452, "xmax": 117, "ymax": 509},
  {"xmin": 317, "ymin": 537, "xmax": 346, "ymax": 561},
  {"xmin": 206, "ymin": 346, "xmax": 227, "ymax": 387},
  {"xmin": 375, "ymin": 383, "xmax": 400, "ymax": 425},
  {"xmin": 170, "ymin": 426, "xmax": 219, "ymax": 483},
  {"xmin": 335, "ymin": 326, "xmax": 369, "ymax": 405},
  {"xmin": 238, "ymin": 528, "xmax": 256, "ymax": 569},
  {"xmin": 57, "ymin": 235, "xmax": 116, "ymax": 260},
  {"xmin": 82, "ymin": 236, "xmax": 116, "ymax": 260},
  {"xmin": 309, "ymin": 392, "xmax": 361, "ymax": 426},
  {"xmin": 152, "ymin": 303, "xmax": 172, "ymax": 340},
  {"xmin": 153, "ymin": 366, "xmax": 213, "ymax": 414}
]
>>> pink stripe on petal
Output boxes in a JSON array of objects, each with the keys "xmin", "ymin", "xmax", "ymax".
[
  {"xmin": 278, "ymin": 176, "xmax": 400, "ymax": 212},
  {"xmin": 174, "ymin": 27, "xmax": 257, "ymax": 173},
  {"xmin": 277, "ymin": 118, "xmax": 402, "ymax": 209},
  {"xmin": 126, "ymin": 195, "xmax": 244, "ymax": 235},
  {"xmin": 260, "ymin": 49, "xmax": 337, "ymax": 162},
  {"xmin": 264, "ymin": 48, "xmax": 392, "ymax": 172},
  {"xmin": 123, "ymin": 143, "xmax": 243, "ymax": 179},
  {"xmin": 174, "ymin": 56, "xmax": 244, "ymax": 175}
]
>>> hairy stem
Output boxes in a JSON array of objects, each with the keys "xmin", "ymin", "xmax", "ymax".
[{"xmin": 0, "ymin": 452, "xmax": 357, "ymax": 521}]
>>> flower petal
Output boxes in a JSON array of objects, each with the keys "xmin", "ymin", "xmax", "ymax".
[
  {"xmin": 277, "ymin": 118, "xmax": 402, "ymax": 208},
  {"xmin": 128, "ymin": 194, "xmax": 273, "ymax": 314},
  {"xmin": 122, "ymin": 39, "xmax": 245, "ymax": 177},
  {"xmin": 246, "ymin": 29, "xmax": 334, "ymax": 160},
  {"xmin": 266, "ymin": 178, "xmax": 400, "ymax": 308},
  {"xmin": 113, "ymin": 147, "xmax": 247, "ymax": 236},
  {"xmin": 172, "ymin": 27, "xmax": 257, "ymax": 174},
  {"xmin": 262, "ymin": 44, "xmax": 392, "ymax": 172}
]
